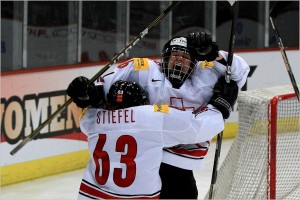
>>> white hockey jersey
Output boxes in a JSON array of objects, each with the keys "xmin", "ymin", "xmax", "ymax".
[
  {"xmin": 100, "ymin": 51, "xmax": 249, "ymax": 169},
  {"xmin": 78, "ymin": 105, "xmax": 224, "ymax": 199}
]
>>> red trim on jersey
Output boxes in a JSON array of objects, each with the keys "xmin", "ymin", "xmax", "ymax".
[
  {"xmin": 117, "ymin": 59, "xmax": 133, "ymax": 68},
  {"xmin": 79, "ymin": 180, "xmax": 160, "ymax": 199},
  {"xmin": 165, "ymin": 142, "xmax": 210, "ymax": 159},
  {"xmin": 152, "ymin": 60, "xmax": 161, "ymax": 66},
  {"xmin": 167, "ymin": 147, "xmax": 208, "ymax": 158}
]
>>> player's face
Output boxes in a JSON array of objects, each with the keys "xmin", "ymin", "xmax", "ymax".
[{"xmin": 168, "ymin": 50, "xmax": 191, "ymax": 73}]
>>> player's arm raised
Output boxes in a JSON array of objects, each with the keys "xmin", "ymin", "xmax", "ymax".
[{"xmin": 187, "ymin": 31, "xmax": 250, "ymax": 88}]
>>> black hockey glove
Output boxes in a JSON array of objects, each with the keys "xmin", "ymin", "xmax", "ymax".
[
  {"xmin": 209, "ymin": 76, "xmax": 239, "ymax": 119},
  {"xmin": 187, "ymin": 32, "xmax": 219, "ymax": 61},
  {"xmin": 88, "ymin": 83, "xmax": 105, "ymax": 108},
  {"xmin": 67, "ymin": 76, "xmax": 105, "ymax": 108}
]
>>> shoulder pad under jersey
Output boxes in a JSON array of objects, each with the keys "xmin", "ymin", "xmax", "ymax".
[
  {"xmin": 117, "ymin": 58, "xmax": 161, "ymax": 71},
  {"xmin": 118, "ymin": 58, "xmax": 156, "ymax": 71},
  {"xmin": 150, "ymin": 59, "xmax": 161, "ymax": 67}
]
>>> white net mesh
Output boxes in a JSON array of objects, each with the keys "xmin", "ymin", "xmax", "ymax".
[{"xmin": 205, "ymin": 85, "xmax": 300, "ymax": 199}]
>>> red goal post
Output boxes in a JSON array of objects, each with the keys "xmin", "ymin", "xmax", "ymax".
[{"xmin": 206, "ymin": 85, "xmax": 300, "ymax": 199}]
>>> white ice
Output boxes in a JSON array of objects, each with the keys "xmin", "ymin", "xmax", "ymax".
[{"xmin": 0, "ymin": 138, "xmax": 234, "ymax": 200}]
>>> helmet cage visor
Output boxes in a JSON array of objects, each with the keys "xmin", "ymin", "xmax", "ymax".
[{"xmin": 161, "ymin": 46, "xmax": 197, "ymax": 87}]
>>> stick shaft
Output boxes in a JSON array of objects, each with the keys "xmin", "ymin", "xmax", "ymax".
[
  {"xmin": 270, "ymin": 16, "xmax": 300, "ymax": 101},
  {"xmin": 208, "ymin": 131, "xmax": 223, "ymax": 199},
  {"xmin": 225, "ymin": 1, "xmax": 239, "ymax": 83},
  {"xmin": 209, "ymin": 1, "xmax": 239, "ymax": 199},
  {"xmin": 10, "ymin": 98, "xmax": 73, "ymax": 155},
  {"xmin": 88, "ymin": 1, "xmax": 181, "ymax": 85},
  {"xmin": 10, "ymin": 1, "xmax": 181, "ymax": 156}
]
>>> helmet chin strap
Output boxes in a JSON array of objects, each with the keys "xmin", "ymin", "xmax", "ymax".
[{"xmin": 169, "ymin": 79, "xmax": 183, "ymax": 89}]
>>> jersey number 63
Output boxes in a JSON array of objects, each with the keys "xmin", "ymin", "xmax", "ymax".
[{"xmin": 93, "ymin": 134, "xmax": 137, "ymax": 187}]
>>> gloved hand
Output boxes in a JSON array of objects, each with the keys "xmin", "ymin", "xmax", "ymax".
[
  {"xmin": 67, "ymin": 76, "xmax": 105, "ymax": 108},
  {"xmin": 209, "ymin": 76, "xmax": 239, "ymax": 119},
  {"xmin": 187, "ymin": 32, "xmax": 219, "ymax": 61},
  {"xmin": 88, "ymin": 83, "xmax": 105, "ymax": 108}
]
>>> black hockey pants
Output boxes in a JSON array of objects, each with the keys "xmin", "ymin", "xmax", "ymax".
[{"xmin": 159, "ymin": 163, "xmax": 198, "ymax": 199}]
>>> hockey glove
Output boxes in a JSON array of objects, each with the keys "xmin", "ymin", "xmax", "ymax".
[
  {"xmin": 88, "ymin": 83, "xmax": 105, "ymax": 108},
  {"xmin": 209, "ymin": 76, "xmax": 239, "ymax": 119},
  {"xmin": 67, "ymin": 76, "xmax": 105, "ymax": 108},
  {"xmin": 187, "ymin": 32, "xmax": 219, "ymax": 61}
]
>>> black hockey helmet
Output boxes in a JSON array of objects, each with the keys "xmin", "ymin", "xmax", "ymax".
[
  {"xmin": 161, "ymin": 36, "xmax": 197, "ymax": 88},
  {"xmin": 107, "ymin": 80, "xmax": 148, "ymax": 109}
]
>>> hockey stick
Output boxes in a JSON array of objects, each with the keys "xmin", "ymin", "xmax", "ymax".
[
  {"xmin": 225, "ymin": 0, "xmax": 239, "ymax": 83},
  {"xmin": 10, "ymin": 1, "xmax": 181, "ymax": 156},
  {"xmin": 208, "ymin": 1, "xmax": 239, "ymax": 199},
  {"xmin": 269, "ymin": 1, "xmax": 300, "ymax": 101}
]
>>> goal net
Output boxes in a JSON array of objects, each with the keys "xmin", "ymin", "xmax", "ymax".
[{"xmin": 206, "ymin": 85, "xmax": 300, "ymax": 199}]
